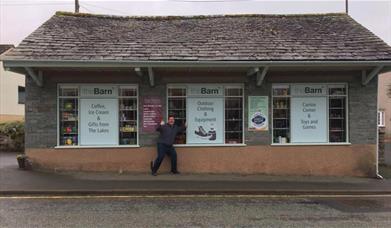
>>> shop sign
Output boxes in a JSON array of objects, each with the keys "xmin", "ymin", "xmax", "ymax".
[
  {"xmin": 187, "ymin": 97, "xmax": 224, "ymax": 144},
  {"xmin": 291, "ymin": 96, "xmax": 327, "ymax": 143},
  {"xmin": 80, "ymin": 99, "xmax": 118, "ymax": 145},
  {"xmin": 291, "ymin": 84, "xmax": 327, "ymax": 96},
  {"xmin": 248, "ymin": 96, "xmax": 268, "ymax": 131},
  {"xmin": 142, "ymin": 96, "xmax": 163, "ymax": 133},
  {"xmin": 80, "ymin": 85, "xmax": 118, "ymax": 98},
  {"xmin": 188, "ymin": 85, "xmax": 224, "ymax": 97}
]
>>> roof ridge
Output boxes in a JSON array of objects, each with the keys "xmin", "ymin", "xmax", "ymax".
[{"xmin": 55, "ymin": 11, "xmax": 348, "ymax": 20}]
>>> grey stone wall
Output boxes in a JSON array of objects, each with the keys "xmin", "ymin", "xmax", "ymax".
[
  {"xmin": 25, "ymin": 76, "xmax": 57, "ymax": 148},
  {"xmin": 25, "ymin": 70, "xmax": 379, "ymax": 148},
  {"xmin": 348, "ymin": 75, "xmax": 378, "ymax": 144}
]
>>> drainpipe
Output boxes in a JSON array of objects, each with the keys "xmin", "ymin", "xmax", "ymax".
[{"xmin": 376, "ymin": 73, "xmax": 383, "ymax": 179}]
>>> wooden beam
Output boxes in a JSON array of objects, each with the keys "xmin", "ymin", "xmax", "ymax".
[
  {"xmin": 246, "ymin": 67, "xmax": 259, "ymax": 76},
  {"xmin": 134, "ymin": 67, "xmax": 143, "ymax": 77},
  {"xmin": 256, "ymin": 66, "xmax": 269, "ymax": 86},
  {"xmin": 24, "ymin": 67, "xmax": 43, "ymax": 87},
  {"xmin": 362, "ymin": 65, "xmax": 384, "ymax": 85},
  {"xmin": 147, "ymin": 67, "xmax": 155, "ymax": 87}
]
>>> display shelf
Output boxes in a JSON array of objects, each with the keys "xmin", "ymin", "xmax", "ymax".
[
  {"xmin": 225, "ymin": 92, "xmax": 243, "ymax": 144},
  {"xmin": 59, "ymin": 96, "xmax": 79, "ymax": 146},
  {"xmin": 272, "ymin": 90, "xmax": 290, "ymax": 144},
  {"xmin": 329, "ymin": 96, "xmax": 346, "ymax": 142}
]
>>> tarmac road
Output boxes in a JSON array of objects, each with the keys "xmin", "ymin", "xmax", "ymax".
[{"xmin": 1, "ymin": 195, "xmax": 391, "ymax": 227}]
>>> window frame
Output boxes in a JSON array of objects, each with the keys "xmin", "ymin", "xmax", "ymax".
[
  {"xmin": 167, "ymin": 83, "xmax": 245, "ymax": 147},
  {"xmin": 378, "ymin": 110, "xmax": 385, "ymax": 127},
  {"xmin": 56, "ymin": 83, "xmax": 139, "ymax": 148},
  {"xmin": 271, "ymin": 83, "xmax": 350, "ymax": 146},
  {"xmin": 18, "ymin": 86, "xmax": 25, "ymax": 104}
]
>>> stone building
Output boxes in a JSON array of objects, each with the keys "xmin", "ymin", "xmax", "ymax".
[{"xmin": 3, "ymin": 12, "xmax": 391, "ymax": 176}]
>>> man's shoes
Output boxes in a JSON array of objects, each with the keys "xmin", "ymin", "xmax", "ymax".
[
  {"xmin": 170, "ymin": 171, "xmax": 180, "ymax": 175},
  {"xmin": 150, "ymin": 161, "xmax": 157, "ymax": 176}
]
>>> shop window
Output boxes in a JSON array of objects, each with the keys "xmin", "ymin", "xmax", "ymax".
[
  {"xmin": 225, "ymin": 88, "xmax": 243, "ymax": 144},
  {"xmin": 168, "ymin": 87, "xmax": 187, "ymax": 144},
  {"xmin": 328, "ymin": 86, "xmax": 347, "ymax": 142},
  {"xmin": 167, "ymin": 85, "xmax": 244, "ymax": 145},
  {"xmin": 378, "ymin": 111, "xmax": 385, "ymax": 127},
  {"xmin": 58, "ymin": 86, "xmax": 79, "ymax": 146},
  {"xmin": 18, "ymin": 86, "xmax": 25, "ymax": 104},
  {"xmin": 58, "ymin": 85, "xmax": 138, "ymax": 147},
  {"xmin": 119, "ymin": 87, "xmax": 138, "ymax": 145},
  {"xmin": 272, "ymin": 85, "xmax": 290, "ymax": 143},
  {"xmin": 272, "ymin": 84, "xmax": 348, "ymax": 144}
]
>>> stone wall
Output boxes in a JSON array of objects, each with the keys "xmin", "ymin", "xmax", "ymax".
[{"xmin": 25, "ymin": 69, "xmax": 379, "ymax": 148}]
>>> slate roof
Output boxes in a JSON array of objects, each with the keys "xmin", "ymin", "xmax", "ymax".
[
  {"xmin": 0, "ymin": 44, "xmax": 14, "ymax": 55},
  {"xmin": 4, "ymin": 12, "xmax": 391, "ymax": 61}
]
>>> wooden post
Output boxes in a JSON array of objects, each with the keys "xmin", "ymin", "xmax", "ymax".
[{"xmin": 75, "ymin": 0, "xmax": 80, "ymax": 13}]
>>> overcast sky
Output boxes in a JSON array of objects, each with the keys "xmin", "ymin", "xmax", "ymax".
[{"xmin": 1, "ymin": 0, "xmax": 390, "ymax": 45}]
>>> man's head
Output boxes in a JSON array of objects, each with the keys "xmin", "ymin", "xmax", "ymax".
[{"xmin": 168, "ymin": 115, "xmax": 175, "ymax": 126}]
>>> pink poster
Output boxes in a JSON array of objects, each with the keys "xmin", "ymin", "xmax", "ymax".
[{"xmin": 142, "ymin": 96, "xmax": 163, "ymax": 133}]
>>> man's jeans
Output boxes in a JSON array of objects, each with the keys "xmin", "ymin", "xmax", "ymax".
[{"xmin": 152, "ymin": 143, "xmax": 178, "ymax": 173}]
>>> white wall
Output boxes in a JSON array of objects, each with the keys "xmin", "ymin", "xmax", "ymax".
[
  {"xmin": 379, "ymin": 73, "xmax": 391, "ymax": 136},
  {"xmin": 0, "ymin": 61, "xmax": 25, "ymax": 118}
]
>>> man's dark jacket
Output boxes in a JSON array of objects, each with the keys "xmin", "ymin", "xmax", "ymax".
[{"xmin": 156, "ymin": 124, "xmax": 186, "ymax": 146}]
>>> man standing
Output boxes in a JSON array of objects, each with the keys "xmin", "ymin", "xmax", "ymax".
[{"xmin": 151, "ymin": 115, "xmax": 186, "ymax": 176}]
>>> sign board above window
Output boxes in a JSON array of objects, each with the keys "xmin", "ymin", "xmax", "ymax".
[
  {"xmin": 291, "ymin": 84, "xmax": 327, "ymax": 96},
  {"xmin": 80, "ymin": 85, "xmax": 118, "ymax": 98},
  {"xmin": 187, "ymin": 85, "xmax": 224, "ymax": 97}
]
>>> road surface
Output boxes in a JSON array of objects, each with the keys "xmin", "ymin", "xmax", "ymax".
[{"xmin": 1, "ymin": 195, "xmax": 391, "ymax": 227}]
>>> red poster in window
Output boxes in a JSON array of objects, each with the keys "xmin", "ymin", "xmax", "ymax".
[{"xmin": 142, "ymin": 96, "xmax": 163, "ymax": 133}]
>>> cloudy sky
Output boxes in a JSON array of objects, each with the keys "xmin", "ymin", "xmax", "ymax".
[{"xmin": 1, "ymin": 0, "xmax": 390, "ymax": 45}]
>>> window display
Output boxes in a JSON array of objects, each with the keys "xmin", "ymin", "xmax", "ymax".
[
  {"xmin": 168, "ymin": 87, "xmax": 187, "ymax": 144},
  {"xmin": 58, "ymin": 84, "xmax": 138, "ymax": 147},
  {"xmin": 167, "ymin": 84, "xmax": 243, "ymax": 145},
  {"xmin": 272, "ymin": 84, "xmax": 348, "ymax": 144},
  {"xmin": 119, "ymin": 87, "xmax": 138, "ymax": 145},
  {"xmin": 272, "ymin": 86, "xmax": 290, "ymax": 143},
  {"xmin": 59, "ymin": 87, "xmax": 79, "ymax": 146},
  {"xmin": 225, "ymin": 88, "xmax": 243, "ymax": 144},
  {"xmin": 328, "ymin": 86, "xmax": 346, "ymax": 142}
]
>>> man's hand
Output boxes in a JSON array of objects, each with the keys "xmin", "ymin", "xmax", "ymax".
[
  {"xmin": 160, "ymin": 121, "xmax": 165, "ymax": 125},
  {"xmin": 184, "ymin": 121, "xmax": 187, "ymax": 128}
]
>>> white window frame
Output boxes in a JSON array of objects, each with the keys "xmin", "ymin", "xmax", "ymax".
[
  {"xmin": 271, "ymin": 83, "xmax": 350, "ymax": 146},
  {"xmin": 56, "ymin": 83, "xmax": 139, "ymax": 148},
  {"xmin": 167, "ymin": 83, "xmax": 246, "ymax": 147},
  {"xmin": 378, "ymin": 110, "xmax": 385, "ymax": 127}
]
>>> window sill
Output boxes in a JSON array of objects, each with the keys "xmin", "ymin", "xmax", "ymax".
[
  {"xmin": 173, "ymin": 144, "xmax": 247, "ymax": 147},
  {"xmin": 271, "ymin": 142, "xmax": 351, "ymax": 146},
  {"xmin": 55, "ymin": 145, "xmax": 140, "ymax": 149}
]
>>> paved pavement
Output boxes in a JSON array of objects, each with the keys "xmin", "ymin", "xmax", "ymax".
[
  {"xmin": 1, "ymin": 196, "xmax": 391, "ymax": 227},
  {"xmin": 1, "ymin": 152, "xmax": 391, "ymax": 195}
]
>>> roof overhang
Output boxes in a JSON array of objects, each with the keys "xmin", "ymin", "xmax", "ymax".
[
  {"xmin": 3, "ymin": 59, "xmax": 391, "ymax": 87},
  {"xmin": 3, "ymin": 59, "xmax": 391, "ymax": 69}
]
